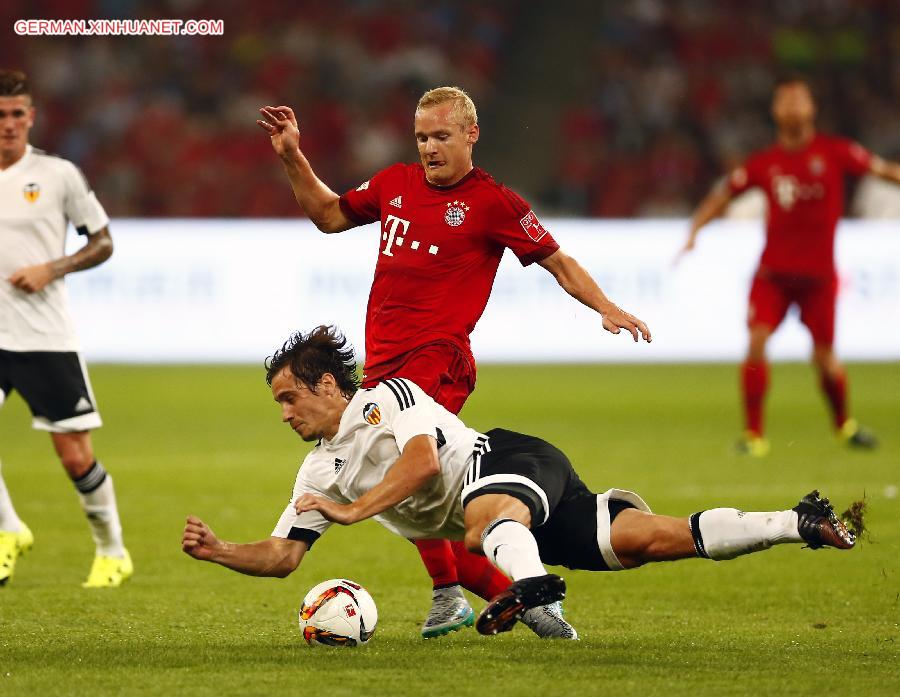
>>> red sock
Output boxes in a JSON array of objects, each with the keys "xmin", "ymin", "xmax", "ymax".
[
  {"xmin": 741, "ymin": 360, "xmax": 769, "ymax": 436},
  {"xmin": 449, "ymin": 540, "xmax": 511, "ymax": 601},
  {"xmin": 414, "ymin": 538, "xmax": 459, "ymax": 588},
  {"xmin": 819, "ymin": 370, "xmax": 848, "ymax": 429}
]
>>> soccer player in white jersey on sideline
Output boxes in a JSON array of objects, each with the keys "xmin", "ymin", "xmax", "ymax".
[
  {"xmin": 182, "ymin": 326, "xmax": 861, "ymax": 639},
  {"xmin": 0, "ymin": 69, "xmax": 132, "ymax": 587}
]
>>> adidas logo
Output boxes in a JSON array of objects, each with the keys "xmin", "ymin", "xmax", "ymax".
[
  {"xmin": 74, "ymin": 397, "xmax": 93, "ymax": 413},
  {"xmin": 334, "ymin": 458, "xmax": 346, "ymax": 474},
  {"xmin": 389, "ymin": 195, "xmax": 402, "ymax": 209}
]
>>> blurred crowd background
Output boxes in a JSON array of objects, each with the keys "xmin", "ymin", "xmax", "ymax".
[{"xmin": 2, "ymin": 0, "xmax": 899, "ymax": 218}]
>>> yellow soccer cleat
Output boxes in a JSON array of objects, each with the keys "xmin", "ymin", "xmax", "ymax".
[
  {"xmin": 736, "ymin": 432, "xmax": 770, "ymax": 458},
  {"xmin": 0, "ymin": 522, "xmax": 34, "ymax": 586},
  {"xmin": 82, "ymin": 548, "xmax": 134, "ymax": 588},
  {"xmin": 837, "ymin": 418, "xmax": 878, "ymax": 450}
]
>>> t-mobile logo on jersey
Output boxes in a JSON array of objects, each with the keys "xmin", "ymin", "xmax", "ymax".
[{"xmin": 382, "ymin": 215, "xmax": 439, "ymax": 257}]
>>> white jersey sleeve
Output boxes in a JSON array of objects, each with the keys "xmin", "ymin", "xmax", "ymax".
[
  {"xmin": 377, "ymin": 378, "xmax": 442, "ymax": 451},
  {"xmin": 61, "ymin": 161, "xmax": 109, "ymax": 234},
  {"xmin": 271, "ymin": 465, "xmax": 335, "ymax": 545}
]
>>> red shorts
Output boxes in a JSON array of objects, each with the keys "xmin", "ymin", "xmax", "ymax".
[
  {"xmin": 748, "ymin": 271, "xmax": 838, "ymax": 346},
  {"xmin": 361, "ymin": 342, "xmax": 476, "ymax": 415}
]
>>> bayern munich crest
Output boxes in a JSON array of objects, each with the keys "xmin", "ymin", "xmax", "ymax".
[
  {"xmin": 363, "ymin": 402, "xmax": 381, "ymax": 425},
  {"xmin": 444, "ymin": 200, "xmax": 469, "ymax": 227}
]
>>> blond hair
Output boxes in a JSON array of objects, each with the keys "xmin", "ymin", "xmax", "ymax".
[{"xmin": 416, "ymin": 86, "xmax": 477, "ymax": 130}]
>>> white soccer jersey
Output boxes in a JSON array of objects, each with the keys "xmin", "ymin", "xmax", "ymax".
[
  {"xmin": 272, "ymin": 378, "xmax": 487, "ymax": 545},
  {"xmin": 0, "ymin": 145, "xmax": 109, "ymax": 351}
]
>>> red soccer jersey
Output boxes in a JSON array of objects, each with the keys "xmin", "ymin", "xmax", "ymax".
[
  {"xmin": 728, "ymin": 133, "xmax": 871, "ymax": 278},
  {"xmin": 339, "ymin": 163, "xmax": 559, "ymax": 379}
]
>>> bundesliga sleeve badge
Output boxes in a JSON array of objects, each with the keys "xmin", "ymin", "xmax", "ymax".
[{"xmin": 444, "ymin": 200, "xmax": 469, "ymax": 227}]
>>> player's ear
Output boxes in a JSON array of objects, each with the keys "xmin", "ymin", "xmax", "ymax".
[
  {"xmin": 467, "ymin": 122, "xmax": 480, "ymax": 146},
  {"xmin": 320, "ymin": 372, "xmax": 338, "ymax": 395}
]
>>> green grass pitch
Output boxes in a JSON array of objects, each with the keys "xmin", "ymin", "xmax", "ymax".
[{"xmin": 1, "ymin": 362, "xmax": 898, "ymax": 696}]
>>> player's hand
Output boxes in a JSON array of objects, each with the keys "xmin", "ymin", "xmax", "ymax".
[
  {"xmin": 294, "ymin": 494, "xmax": 359, "ymax": 525},
  {"xmin": 9, "ymin": 263, "xmax": 56, "ymax": 294},
  {"xmin": 256, "ymin": 105, "xmax": 301, "ymax": 158},
  {"xmin": 600, "ymin": 304, "xmax": 652, "ymax": 343},
  {"xmin": 182, "ymin": 515, "xmax": 222, "ymax": 561}
]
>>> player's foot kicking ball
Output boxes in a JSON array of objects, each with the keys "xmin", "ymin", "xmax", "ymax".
[
  {"xmin": 476, "ymin": 573, "xmax": 566, "ymax": 636},
  {"xmin": 793, "ymin": 490, "xmax": 856, "ymax": 550},
  {"xmin": 0, "ymin": 522, "xmax": 34, "ymax": 586},
  {"xmin": 736, "ymin": 432, "xmax": 770, "ymax": 457},
  {"xmin": 82, "ymin": 548, "xmax": 134, "ymax": 588},
  {"xmin": 519, "ymin": 600, "xmax": 578, "ymax": 640},
  {"xmin": 421, "ymin": 584, "xmax": 475, "ymax": 638},
  {"xmin": 837, "ymin": 419, "xmax": 878, "ymax": 450}
]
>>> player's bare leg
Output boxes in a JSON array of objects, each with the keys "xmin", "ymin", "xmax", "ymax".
[
  {"xmin": 51, "ymin": 431, "xmax": 132, "ymax": 587},
  {"xmin": 610, "ymin": 490, "xmax": 857, "ymax": 569},
  {"xmin": 738, "ymin": 324, "xmax": 772, "ymax": 456},
  {"xmin": 812, "ymin": 344, "xmax": 877, "ymax": 449},
  {"xmin": 464, "ymin": 494, "xmax": 575, "ymax": 639}
]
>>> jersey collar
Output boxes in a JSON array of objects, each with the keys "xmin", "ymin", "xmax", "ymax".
[
  {"xmin": 0, "ymin": 143, "xmax": 32, "ymax": 178},
  {"xmin": 422, "ymin": 165, "xmax": 478, "ymax": 191}
]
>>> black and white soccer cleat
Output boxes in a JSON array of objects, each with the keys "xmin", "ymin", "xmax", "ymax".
[
  {"xmin": 475, "ymin": 573, "xmax": 566, "ymax": 636},
  {"xmin": 793, "ymin": 490, "xmax": 856, "ymax": 550}
]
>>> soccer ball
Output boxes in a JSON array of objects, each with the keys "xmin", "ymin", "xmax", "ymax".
[{"xmin": 298, "ymin": 578, "xmax": 377, "ymax": 647}]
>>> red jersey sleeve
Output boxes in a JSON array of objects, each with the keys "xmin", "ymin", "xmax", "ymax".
[
  {"xmin": 831, "ymin": 137, "xmax": 872, "ymax": 177},
  {"xmin": 338, "ymin": 164, "xmax": 399, "ymax": 226},
  {"xmin": 488, "ymin": 186, "xmax": 559, "ymax": 267},
  {"xmin": 727, "ymin": 154, "xmax": 764, "ymax": 196}
]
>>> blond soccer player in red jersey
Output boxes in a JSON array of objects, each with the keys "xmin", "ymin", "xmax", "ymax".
[
  {"xmin": 257, "ymin": 87, "xmax": 651, "ymax": 638},
  {"xmin": 679, "ymin": 77, "xmax": 900, "ymax": 456}
]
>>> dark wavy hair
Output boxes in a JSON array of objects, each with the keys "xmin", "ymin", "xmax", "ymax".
[
  {"xmin": 265, "ymin": 326, "xmax": 360, "ymax": 397},
  {"xmin": 0, "ymin": 69, "xmax": 30, "ymax": 97}
]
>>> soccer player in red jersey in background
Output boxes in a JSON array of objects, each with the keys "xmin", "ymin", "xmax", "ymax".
[
  {"xmin": 680, "ymin": 77, "xmax": 900, "ymax": 456},
  {"xmin": 257, "ymin": 86, "xmax": 651, "ymax": 638}
]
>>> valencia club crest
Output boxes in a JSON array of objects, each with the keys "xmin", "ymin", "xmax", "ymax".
[{"xmin": 363, "ymin": 402, "xmax": 381, "ymax": 425}]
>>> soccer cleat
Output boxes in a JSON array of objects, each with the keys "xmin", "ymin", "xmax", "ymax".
[
  {"xmin": 736, "ymin": 432, "xmax": 770, "ymax": 457},
  {"xmin": 792, "ymin": 490, "xmax": 856, "ymax": 550},
  {"xmin": 420, "ymin": 585, "xmax": 475, "ymax": 638},
  {"xmin": 0, "ymin": 522, "xmax": 34, "ymax": 586},
  {"xmin": 519, "ymin": 601, "xmax": 578, "ymax": 640},
  {"xmin": 82, "ymin": 548, "xmax": 134, "ymax": 588},
  {"xmin": 837, "ymin": 419, "xmax": 878, "ymax": 450},
  {"xmin": 476, "ymin": 574, "xmax": 566, "ymax": 636}
]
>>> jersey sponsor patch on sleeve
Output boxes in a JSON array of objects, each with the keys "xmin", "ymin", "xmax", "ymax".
[{"xmin": 519, "ymin": 210, "xmax": 547, "ymax": 242}]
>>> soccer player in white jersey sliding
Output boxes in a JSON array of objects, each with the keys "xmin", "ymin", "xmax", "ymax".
[
  {"xmin": 0, "ymin": 69, "xmax": 132, "ymax": 587},
  {"xmin": 182, "ymin": 326, "xmax": 860, "ymax": 639}
]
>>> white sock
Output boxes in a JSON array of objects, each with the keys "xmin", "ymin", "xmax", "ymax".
[
  {"xmin": 690, "ymin": 508, "xmax": 801, "ymax": 561},
  {"xmin": 481, "ymin": 518, "xmax": 547, "ymax": 581},
  {"xmin": 0, "ymin": 459, "xmax": 23, "ymax": 533},
  {"xmin": 73, "ymin": 462, "xmax": 125, "ymax": 557}
]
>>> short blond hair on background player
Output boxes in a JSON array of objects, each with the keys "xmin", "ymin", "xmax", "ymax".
[{"xmin": 416, "ymin": 86, "xmax": 478, "ymax": 130}]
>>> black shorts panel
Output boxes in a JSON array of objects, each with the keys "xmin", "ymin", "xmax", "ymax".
[
  {"xmin": 461, "ymin": 428, "xmax": 590, "ymax": 526},
  {"xmin": 533, "ymin": 495, "xmax": 635, "ymax": 571},
  {"xmin": 0, "ymin": 349, "xmax": 97, "ymax": 422}
]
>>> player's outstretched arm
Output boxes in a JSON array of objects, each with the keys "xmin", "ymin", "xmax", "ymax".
[
  {"xmin": 256, "ymin": 105, "xmax": 354, "ymax": 234},
  {"xmin": 8, "ymin": 226, "xmax": 113, "ymax": 294},
  {"xmin": 869, "ymin": 156, "xmax": 900, "ymax": 186},
  {"xmin": 295, "ymin": 435, "xmax": 440, "ymax": 525},
  {"xmin": 181, "ymin": 515, "xmax": 307, "ymax": 577},
  {"xmin": 675, "ymin": 184, "xmax": 733, "ymax": 262},
  {"xmin": 538, "ymin": 250, "xmax": 651, "ymax": 343}
]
